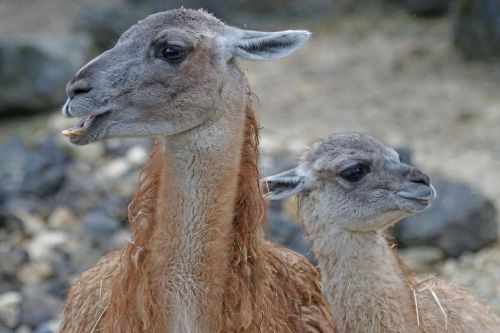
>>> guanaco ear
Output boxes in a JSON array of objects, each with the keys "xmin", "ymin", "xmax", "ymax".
[
  {"xmin": 232, "ymin": 29, "xmax": 311, "ymax": 60},
  {"xmin": 262, "ymin": 167, "xmax": 307, "ymax": 200}
]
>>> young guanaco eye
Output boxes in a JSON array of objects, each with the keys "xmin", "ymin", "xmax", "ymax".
[
  {"xmin": 339, "ymin": 164, "xmax": 370, "ymax": 182},
  {"xmin": 161, "ymin": 44, "xmax": 187, "ymax": 63}
]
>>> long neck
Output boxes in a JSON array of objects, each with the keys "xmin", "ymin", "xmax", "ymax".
[
  {"xmin": 308, "ymin": 222, "xmax": 421, "ymax": 333},
  {"xmin": 150, "ymin": 109, "xmax": 246, "ymax": 332},
  {"xmin": 105, "ymin": 90, "xmax": 260, "ymax": 332}
]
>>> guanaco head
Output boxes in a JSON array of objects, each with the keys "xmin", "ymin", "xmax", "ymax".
[
  {"xmin": 263, "ymin": 133, "xmax": 436, "ymax": 232},
  {"xmin": 62, "ymin": 8, "xmax": 310, "ymax": 145}
]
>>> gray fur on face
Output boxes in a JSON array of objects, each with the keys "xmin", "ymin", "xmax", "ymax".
[
  {"xmin": 263, "ymin": 133, "xmax": 436, "ymax": 232},
  {"xmin": 61, "ymin": 8, "xmax": 310, "ymax": 145}
]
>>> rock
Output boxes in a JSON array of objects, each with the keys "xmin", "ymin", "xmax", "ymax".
[
  {"xmin": 2, "ymin": 199, "xmax": 45, "ymax": 237},
  {"xmin": 112, "ymin": 173, "xmax": 141, "ymax": 197},
  {"xmin": 98, "ymin": 158, "xmax": 130, "ymax": 180},
  {"xmin": 48, "ymin": 251, "xmax": 72, "ymax": 286},
  {"xmin": 400, "ymin": 0, "xmax": 451, "ymax": 17},
  {"xmin": 397, "ymin": 245, "xmax": 445, "ymax": 273},
  {"xmin": 83, "ymin": 211, "xmax": 121, "ymax": 246},
  {"xmin": 393, "ymin": 179, "xmax": 498, "ymax": 258},
  {"xmin": 52, "ymin": 160, "xmax": 107, "ymax": 214},
  {"xmin": 64, "ymin": 240, "xmax": 105, "ymax": 281},
  {"xmin": 15, "ymin": 326, "xmax": 31, "ymax": 333},
  {"xmin": 19, "ymin": 285, "xmax": 63, "ymax": 328},
  {"xmin": 102, "ymin": 138, "xmax": 153, "ymax": 157},
  {"xmin": 43, "ymin": 280, "xmax": 67, "ymax": 300},
  {"xmin": 14, "ymin": 210, "xmax": 45, "ymax": 236},
  {"xmin": 17, "ymin": 262, "xmax": 53, "ymax": 285},
  {"xmin": 0, "ymin": 242, "xmax": 29, "ymax": 276},
  {"xmin": 68, "ymin": 144, "xmax": 105, "ymax": 165},
  {"xmin": 0, "ymin": 39, "xmax": 81, "ymax": 116},
  {"xmin": 26, "ymin": 231, "xmax": 69, "ymax": 262},
  {"xmin": 0, "ymin": 139, "xmax": 26, "ymax": 201},
  {"xmin": 93, "ymin": 196, "xmax": 130, "ymax": 223},
  {"xmin": 0, "ymin": 137, "xmax": 68, "ymax": 203},
  {"xmin": 108, "ymin": 229, "xmax": 131, "ymax": 251},
  {"xmin": 33, "ymin": 320, "xmax": 59, "ymax": 333},
  {"xmin": 46, "ymin": 208, "xmax": 78, "ymax": 231},
  {"xmin": 454, "ymin": 0, "xmax": 500, "ymax": 60},
  {"xmin": 0, "ymin": 278, "xmax": 15, "ymax": 295},
  {"xmin": 20, "ymin": 137, "xmax": 69, "ymax": 198},
  {"xmin": 0, "ymin": 292, "xmax": 21, "ymax": 328},
  {"xmin": 126, "ymin": 145, "xmax": 149, "ymax": 167}
]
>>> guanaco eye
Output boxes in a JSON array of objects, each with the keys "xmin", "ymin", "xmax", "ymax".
[
  {"xmin": 339, "ymin": 164, "xmax": 370, "ymax": 182},
  {"xmin": 161, "ymin": 44, "xmax": 187, "ymax": 63}
]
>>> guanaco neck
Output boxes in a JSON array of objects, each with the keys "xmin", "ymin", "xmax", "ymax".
[
  {"xmin": 148, "ymin": 101, "xmax": 247, "ymax": 332},
  {"xmin": 306, "ymin": 221, "xmax": 421, "ymax": 333}
]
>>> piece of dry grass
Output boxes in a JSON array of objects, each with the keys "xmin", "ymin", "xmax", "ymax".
[
  {"xmin": 412, "ymin": 287, "xmax": 420, "ymax": 327},
  {"xmin": 90, "ymin": 304, "xmax": 109, "ymax": 333},
  {"xmin": 413, "ymin": 282, "xmax": 449, "ymax": 331}
]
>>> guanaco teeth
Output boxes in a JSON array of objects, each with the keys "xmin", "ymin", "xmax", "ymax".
[{"xmin": 61, "ymin": 128, "xmax": 84, "ymax": 138}]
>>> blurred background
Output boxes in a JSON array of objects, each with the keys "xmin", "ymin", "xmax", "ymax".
[{"xmin": 0, "ymin": 0, "xmax": 499, "ymax": 332}]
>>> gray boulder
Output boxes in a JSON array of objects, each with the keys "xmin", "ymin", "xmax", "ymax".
[
  {"xmin": 0, "ymin": 291, "xmax": 21, "ymax": 329},
  {"xmin": 19, "ymin": 285, "xmax": 63, "ymax": 328},
  {"xmin": 19, "ymin": 137, "xmax": 69, "ymax": 198},
  {"xmin": 393, "ymin": 178, "xmax": 498, "ymax": 258},
  {"xmin": 454, "ymin": 0, "xmax": 500, "ymax": 60},
  {"xmin": 0, "ymin": 139, "xmax": 27, "ymax": 201},
  {"xmin": 33, "ymin": 320, "xmax": 59, "ymax": 333},
  {"xmin": 0, "ymin": 38, "xmax": 86, "ymax": 116},
  {"xmin": 0, "ymin": 136, "xmax": 68, "ymax": 203},
  {"xmin": 83, "ymin": 211, "xmax": 121, "ymax": 246},
  {"xmin": 52, "ymin": 161, "xmax": 106, "ymax": 215},
  {"xmin": 0, "ymin": 242, "xmax": 29, "ymax": 277}
]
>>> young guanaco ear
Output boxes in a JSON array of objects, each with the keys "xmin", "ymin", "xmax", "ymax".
[
  {"xmin": 262, "ymin": 167, "xmax": 309, "ymax": 200},
  {"xmin": 231, "ymin": 29, "xmax": 311, "ymax": 61}
]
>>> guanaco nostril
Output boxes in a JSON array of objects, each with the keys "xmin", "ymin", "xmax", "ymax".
[
  {"xmin": 412, "ymin": 178, "xmax": 428, "ymax": 185},
  {"xmin": 409, "ymin": 170, "xmax": 430, "ymax": 186},
  {"xmin": 73, "ymin": 87, "xmax": 92, "ymax": 95},
  {"xmin": 67, "ymin": 80, "xmax": 93, "ymax": 99}
]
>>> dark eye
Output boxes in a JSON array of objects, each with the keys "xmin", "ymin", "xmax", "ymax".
[
  {"xmin": 161, "ymin": 44, "xmax": 187, "ymax": 63},
  {"xmin": 339, "ymin": 164, "xmax": 370, "ymax": 182}
]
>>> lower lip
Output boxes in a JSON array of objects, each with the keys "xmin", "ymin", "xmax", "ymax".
[
  {"xmin": 411, "ymin": 198, "xmax": 430, "ymax": 204},
  {"xmin": 404, "ymin": 197, "xmax": 431, "ymax": 207}
]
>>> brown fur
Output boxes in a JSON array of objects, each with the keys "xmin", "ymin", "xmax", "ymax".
[{"xmin": 61, "ymin": 96, "xmax": 336, "ymax": 332}]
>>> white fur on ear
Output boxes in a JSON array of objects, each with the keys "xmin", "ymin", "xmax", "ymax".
[
  {"xmin": 232, "ymin": 29, "xmax": 311, "ymax": 61},
  {"xmin": 262, "ymin": 167, "xmax": 308, "ymax": 200}
]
